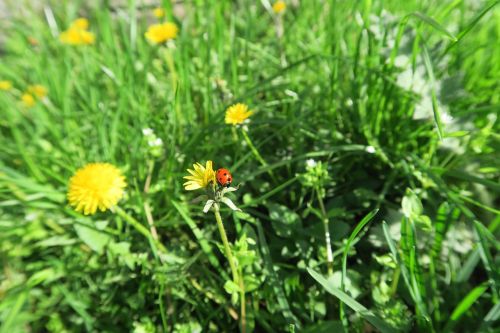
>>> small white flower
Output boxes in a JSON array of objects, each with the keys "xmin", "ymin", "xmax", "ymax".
[
  {"xmin": 149, "ymin": 138, "xmax": 163, "ymax": 147},
  {"xmin": 441, "ymin": 111, "xmax": 454, "ymax": 125},
  {"xmin": 306, "ymin": 159, "xmax": 317, "ymax": 168},
  {"xmin": 394, "ymin": 55, "xmax": 409, "ymax": 68},
  {"xmin": 142, "ymin": 128, "xmax": 153, "ymax": 136},
  {"xmin": 365, "ymin": 146, "xmax": 376, "ymax": 154}
]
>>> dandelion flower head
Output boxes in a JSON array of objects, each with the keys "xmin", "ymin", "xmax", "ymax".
[
  {"xmin": 225, "ymin": 103, "xmax": 253, "ymax": 125},
  {"xmin": 0, "ymin": 80, "xmax": 12, "ymax": 91},
  {"xmin": 183, "ymin": 161, "xmax": 216, "ymax": 191},
  {"xmin": 21, "ymin": 93, "xmax": 35, "ymax": 107},
  {"xmin": 153, "ymin": 7, "xmax": 165, "ymax": 18},
  {"xmin": 71, "ymin": 18, "xmax": 89, "ymax": 30},
  {"xmin": 273, "ymin": 0, "xmax": 286, "ymax": 14},
  {"xmin": 67, "ymin": 163, "xmax": 127, "ymax": 215},
  {"xmin": 145, "ymin": 22, "xmax": 178, "ymax": 44},
  {"xmin": 28, "ymin": 84, "xmax": 48, "ymax": 98},
  {"xmin": 60, "ymin": 18, "xmax": 95, "ymax": 45}
]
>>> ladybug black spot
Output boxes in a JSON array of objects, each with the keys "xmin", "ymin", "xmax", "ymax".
[{"xmin": 224, "ymin": 173, "xmax": 227, "ymax": 176}]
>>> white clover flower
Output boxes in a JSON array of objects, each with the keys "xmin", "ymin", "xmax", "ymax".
[
  {"xmin": 306, "ymin": 159, "xmax": 317, "ymax": 168},
  {"xmin": 394, "ymin": 54, "xmax": 409, "ymax": 68},
  {"xmin": 366, "ymin": 146, "xmax": 376, "ymax": 154},
  {"xmin": 142, "ymin": 128, "xmax": 153, "ymax": 136},
  {"xmin": 441, "ymin": 111, "xmax": 454, "ymax": 125},
  {"xmin": 149, "ymin": 138, "xmax": 163, "ymax": 147}
]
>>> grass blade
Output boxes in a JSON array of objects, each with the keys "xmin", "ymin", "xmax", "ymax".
[
  {"xmin": 478, "ymin": 302, "xmax": 500, "ymax": 332},
  {"xmin": 421, "ymin": 43, "xmax": 444, "ymax": 140},
  {"xmin": 382, "ymin": 221, "xmax": 415, "ymax": 300},
  {"xmin": 171, "ymin": 200, "xmax": 228, "ymax": 281},
  {"xmin": 409, "ymin": 12, "xmax": 457, "ymax": 41},
  {"xmin": 445, "ymin": 0, "xmax": 500, "ymax": 53},
  {"xmin": 255, "ymin": 220, "xmax": 300, "ymax": 328},
  {"xmin": 442, "ymin": 283, "xmax": 489, "ymax": 333},
  {"xmin": 307, "ymin": 268, "xmax": 397, "ymax": 333},
  {"xmin": 0, "ymin": 292, "xmax": 28, "ymax": 333},
  {"xmin": 401, "ymin": 217, "xmax": 431, "ymax": 329},
  {"xmin": 340, "ymin": 209, "xmax": 379, "ymax": 329},
  {"xmin": 473, "ymin": 221, "xmax": 499, "ymax": 303}
]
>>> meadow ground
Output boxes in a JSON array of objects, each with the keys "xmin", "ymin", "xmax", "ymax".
[{"xmin": 0, "ymin": 0, "xmax": 499, "ymax": 332}]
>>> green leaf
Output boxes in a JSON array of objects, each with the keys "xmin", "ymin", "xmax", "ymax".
[
  {"xmin": 479, "ymin": 302, "xmax": 500, "ymax": 332},
  {"xmin": 421, "ymin": 43, "xmax": 444, "ymax": 139},
  {"xmin": 108, "ymin": 241, "xmax": 135, "ymax": 269},
  {"xmin": 342, "ymin": 208, "xmax": 379, "ymax": 288},
  {"xmin": 402, "ymin": 189, "xmax": 423, "ymax": 218},
  {"xmin": 443, "ymin": 283, "xmax": 489, "ymax": 333},
  {"xmin": 268, "ymin": 203, "xmax": 302, "ymax": 237},
  {"xmin": 307, "ymin": 268, "xmax": 397, "ymax": 333},
  {"xmin": 224, "ymin": 280, "xmax": 241, "ymax": 294},
  {"xmin": 473, "ymin": 221, "xmax": 499, "ymax": 302},
  {"xmin": 256, "ymin": 220, "xmax": 300, "ymax": 328},
  {"xmin": 445, "ymin": 0, "xmax": 500, "ymax": 53},
  {"xmin": 74, "ymin": 220, "xmax": 112, "ymax": 254},
  {"xmin": 382, "ymin": 221, "xmax": 416, "ymax": 302},
  {"xmin": 0, "ymin": 292, "xmax": 28, "ymax": 333},
  {"xmin": 340, "ymin": 209, "xmax": 379, "ymax": 329},
  {"xmin": 441, "ymin": 168, "xmax": 500, "ymax": 193},
  {"xmin": 400, "ymin": 217, "xmax": 431, "ymax": 329},
  {"xmin": 444, "ymin": 130, "xmax": 469, "ymax": 138},
  {"xmin": 243, "ymin": 275, "xmax": 261, "ymax": 293},
  {"xmin": 408, "ymin": 12, "xmax": 457, "ymax": 41},
  {"xmin": 302, "ymin": 321, "xmax": 345, "ymax": 333},
  {"xmin": 172, "ymin": 200, "xmax": 229, "ymax": 281}
]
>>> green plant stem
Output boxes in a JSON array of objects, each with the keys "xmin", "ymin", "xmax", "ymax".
[
  {"xmin": 163, "ymin": 46, "xmax": 183, "ymax": 139},
  {"xmin": 213, "ymin": 204, "xmax": 239, "ymax": 282},
  {"xmin": 316, "ymin": 188, "xmax": 334, "ymax": 276},
  {"xmin": 214, "ymin": 204, "xmax": 245, "ymax": 332},
  {"xmin": 239, "ymin": 267, "xmax": 247, "ymax": 333},
  {"xmin": 241, "ymin": 129, "xmax": 276, "ymax": 182},
  {"xmin": 114, "ymin": 206, "xmax": 167, "ymax": 254},
  {"xmin": 390, "ymin": 267, "xmax": 401, "ymax": 297}
]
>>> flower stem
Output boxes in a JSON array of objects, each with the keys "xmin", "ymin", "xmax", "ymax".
[
  {"xmin": 144, "ymin": 160, "xmax": 159, "ymax": 241},
  {"xmin": 114, "ymin": 206, "xmax": 167, "ymax": 254},
  {"xmin": 213, "ymin": 204, "xmax": 238, "ymax": 282},
  {"xmin": 390, "ymin": 266, "xmax": 401, "ymax": 297},
  {"xmin": 316, "ymin": 188, "xmax": 333, "ymax": 276},
  {"xmin": 214, "ymin": 203, "xmax": 245, "ymax": 332},
  {"xmin": 241, "ymin": 129, "xmax": 276, "ymax": 182},
  {"xmin": 239, "ymin": 267, "xmax": 247, "ymax": 333}
]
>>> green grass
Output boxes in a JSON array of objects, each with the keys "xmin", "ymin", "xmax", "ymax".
[{"xmin": 1, "ymin": 0, "xmax": 499, "ymax": 332}]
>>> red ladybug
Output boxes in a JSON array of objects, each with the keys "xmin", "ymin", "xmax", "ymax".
[{"xmin": 216, "ymin": 168, "xmax": 233, "ymax": 187}]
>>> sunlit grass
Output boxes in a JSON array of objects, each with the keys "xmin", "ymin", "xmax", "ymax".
[{"xmin": 0, "ymin": 1, "xmax": 498, "ymax": 332}]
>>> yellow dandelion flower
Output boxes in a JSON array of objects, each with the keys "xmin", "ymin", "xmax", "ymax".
[
  {"xmin": 71, "ymin": 18, "xmax": 89, "ymax": 30},
  {"xmin": 273, "ymin": 0, "xmax": 286, "ymax": 14},
  {"xmin": 21, "ymin": 93, "xmax": 35, "ymax": 107},
  {"xmin": 145, "ymin": 22, "xmax": 178, "ymax": 44},
  {"xmin": 28, "ymin": 84, "xmax": 48, "ymax": 98},
  {"xmin": 153, "ymin": 7, "xmax": 165, "ymax": 18},
  {"xmin": 0, "ymin": 80, "xmax": 12, "ymax": 91},
  {"xmin": 183, "ymin": 161, "xmax": 216, "ymax": 191},
  {"xmin": 67, "ymin": 163, "xmax": 127, "ymax": 215},
  {"xmin": 60, "ymin": 18, "xmax": 95, "ymax": 45},
  {"xmin": 60, "ymin": 29, "xmax": 95, "ymax": 45},
  {"xmin": 225, "ymin": 103, "xmax": 253, "ymax": 125}
]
